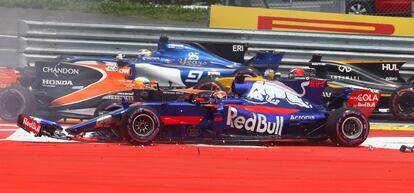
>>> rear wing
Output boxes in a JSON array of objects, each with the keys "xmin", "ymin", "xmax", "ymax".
[
  {"xmin": 158, "ymin": 36, "xmax": 247, "ymax": 64},
  {"xmin": 308, "ymin": 54, "xmax": 406, "ymax": 83}
]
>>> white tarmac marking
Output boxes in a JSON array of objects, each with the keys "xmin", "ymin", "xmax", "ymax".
[
  {"xmin": 0, "ymin": 34, "xmax": 17, "ymax": 38},
  {"xmin": 0, "ymin": 129, "xmax": 18, "ymax": 131},
  {"xmin": 362, "ymin": 137, "xmax": 414, "ymax": 150},
  {"xmin": 1, "ymin": 128, "xmax": 74, "ymax": 143}
]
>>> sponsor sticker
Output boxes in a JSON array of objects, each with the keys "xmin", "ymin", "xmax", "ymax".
[
  {"xmin": 338, "ymin": 66, "xmax": 352, "ymax": 73},
  {"xmin": 42, "ymin": 79, "xmax": 74, "ymax": 87},
  {"xmin": 21, "ymin": 116, "xmax": 41, "ymax": 134},
  {"xmin": 382, "ymin": 64, "xmax": 398, "ymax": 71},
  {"xmin": 226, "ymin": 106, "xmax": 284, "ymax": 135},
  {"xmin": 245, "ymin": 81, "xmax": 312, "ymax": 108},
  {"xmin": 42, "ymin": 65, "xmax": 79, "ymax": 77},
  {"xmin": 347, "ymin": 90, "xmax": 381, "ymax": 117}
]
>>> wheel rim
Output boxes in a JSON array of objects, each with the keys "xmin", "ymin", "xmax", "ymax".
[
  {"xmin": 132, "ymin": 114, "xmax": 155, "ymax": 137},
  {"xmin": 396, "ymin": 91, "xmax": 414, "ymax": 115},
  {"xmin": 341, "ymin": 117, "xmax": 363, "ymax": 140},
  {"xmin": 349, "ymin": 4, "xmax": 368, "ymax": 15},
  {"xmin": 0, "ymin": 89, "xmax": 25, "ymax": 118}
]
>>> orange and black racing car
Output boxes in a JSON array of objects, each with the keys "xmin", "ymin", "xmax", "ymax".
[{"xmin": 0, "ymin": 59, "xmax": 189, "ymax": 122}]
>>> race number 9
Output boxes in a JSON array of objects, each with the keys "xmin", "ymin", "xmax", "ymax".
[{"xmin": 185, "ymin": 70, "xmax": 203, "ymax": 83}]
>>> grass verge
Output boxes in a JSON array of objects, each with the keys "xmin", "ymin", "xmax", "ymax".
[{"xmin": 0, "ymin": 0, "xmax": 208, "ymax": 22}]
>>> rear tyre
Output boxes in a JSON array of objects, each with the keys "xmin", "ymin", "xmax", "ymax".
[
  {"xmin": 0, "ymin": 85, "xmax": 35, "ymax": 122},
  {"xmin": 326, "ymin": 107, "xmax": 369, "ymax": 147},
  {"xmin": 121, "ymin": 106, "xmax": 161, "ymax": 145},
  {"xmin": 193, "ymin": 78, "xmax": 226, "ymax": 91},
  {"xmin": 390, "ymin": 87, "xmax": 414, "ymax": 120}
]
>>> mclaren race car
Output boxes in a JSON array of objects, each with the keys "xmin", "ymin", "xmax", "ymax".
[
  {"xmin": 308, "ymin": 55, "xmax": 413, "ymax": 121},
  {"xmin": 17, "ymin": 78, "xmax": 379, "ymax": 147},
  {"xmin": 0, "ymin": 59, "xmax": 161, "ymax": 122}
]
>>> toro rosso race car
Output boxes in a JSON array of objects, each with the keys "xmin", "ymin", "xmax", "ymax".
[
  {"xmin": 308, "ymin": 55, "xmax": 414, "ymax": 121},
  {"xmin": 17, "ymin": 78, "xmax": 379, "ymax": 147}
]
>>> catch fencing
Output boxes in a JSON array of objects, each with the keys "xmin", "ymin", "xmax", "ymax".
[{"xmin": 18, "ymin": 20, "xmax": 414, "ymax": 76}]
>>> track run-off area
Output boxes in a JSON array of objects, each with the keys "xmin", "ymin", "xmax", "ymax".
[{"xmin": 1, "ymin": 120, "xmax": 414, "ymax": 193}]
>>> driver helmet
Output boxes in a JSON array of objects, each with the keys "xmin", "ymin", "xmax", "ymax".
[
  {"xmin": 264, "ymin": 69, "xmax": 275, "ymax": 80},
  {"xmin": 137, "ymin": 49, "xmax": 152, "ymax": 58},
  {"xmin": 288, "ymin": 67, "xmax": 305, "ymax": 79},
  {"xmin": 134, "ymin": 76, "xmax": 150, "ymax": 85},
  {"xmin": 212, "ymin": 91, "xmax": 227, "ymax": 100}
]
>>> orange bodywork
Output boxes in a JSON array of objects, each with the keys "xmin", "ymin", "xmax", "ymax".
[{"xmin": 50, "ymin": 64, "xmax": 149, "ymax": 108}]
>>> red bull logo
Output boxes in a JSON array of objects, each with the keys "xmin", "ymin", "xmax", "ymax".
[
  {"xmin": 245, "ymin": 81, "xmax": 312, "ymax": 108},
  {"xmin": 22, "ymin": 117, "xmax": 41, "ymax": 134},
  {"xmin": 226, "ymin": 106, "xmax": 284, "ymax": 135}
]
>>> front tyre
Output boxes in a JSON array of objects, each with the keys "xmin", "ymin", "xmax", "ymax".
[
  {"xmin": 121, "ymin": 106, "xmax": 161, "ymax": 145},
  {"xmin": 326, "ymin": 107, "xmax": 369, "ymax": 147},
  {"xmin": 390, "ymin": 87, "xmax": 414, "ymax": 120}
]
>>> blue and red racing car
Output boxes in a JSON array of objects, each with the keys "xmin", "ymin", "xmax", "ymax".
[{"xmin": 17, "ymin": 78, "xmax": 379, "ymax": 146}]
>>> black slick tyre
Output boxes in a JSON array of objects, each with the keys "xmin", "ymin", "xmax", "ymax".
[
  {"xmin": 121, "ymin": 106, "xmax": 161, "ymax": 145},
  {"xmin": 0, "ymin": 85, "xmax": 35, "ymax": 122},
  {"xmin": 390, "ymin": 87, "xmax": 414, "ymax": 120},
  {"xmin": 326, "ymin": 107, "xmax": 369, "ymax": 147}
]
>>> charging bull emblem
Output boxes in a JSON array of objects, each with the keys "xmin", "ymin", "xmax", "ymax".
[{"xmin": 245, "ymin": 81, "xmax": 312, "ymax": 108}]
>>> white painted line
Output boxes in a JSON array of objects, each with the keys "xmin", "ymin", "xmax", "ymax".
[
  {"xmin": 362, "ymin": 137, "xmax": 414, "ymax": 150},
  {"xmin": 371, "ymin": 122, "xmax": 414, "ymax": 127},
  {"xmin": 0, "ymin": 34, "xmax": 17, "ymax": 38},
  {"xmin": 4, "ymin": 128, "xmax": 75, "ymax": 143},
  {"xmin": 0, "ymin": 124, "xmax": 19, "ymax": 127},
  {"xmin": 0, "ymin": 129, "xmax": 18, "ymax": 131},
  {"xmin": 0, "ymin": 49, "xmax": 16, "ymax": 51}
]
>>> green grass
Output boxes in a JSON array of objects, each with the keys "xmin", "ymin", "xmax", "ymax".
[{"xmin": 0, "ymin": 0, "xmax": 208, "ymax": 22}]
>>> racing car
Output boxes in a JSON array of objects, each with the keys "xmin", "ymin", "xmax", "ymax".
[
  {"xmin": 0, "ymin": 58, "xmax": 160, "ymax": 122},
  {"xmin": 307, "ymin": 55, "xmax": 413, "ymax": 121},
  {"xmin": 0, "ymin": 36, "xmax": 282, "ymax": 122},
  {"xmin": 17, "ymin": 78, "xmax": 379, "ymax": 147}
]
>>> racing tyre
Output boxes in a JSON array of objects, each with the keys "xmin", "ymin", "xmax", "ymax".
[
  {"xmin": 0, "ymin": 85, "xmax": 35, "ymax": 122},
  {"xmin": 390, "ymin": 87, "xmax": 414, "ymax": 120},
  {"xmin": 121, "ymin": 106, "xmax": 162, "ymax": 145},
  {"xmin": 346, "ymin": 0, "xmax": 374, "ymax": 15},
  {"xmin": 326, "ymin": 107, "xmax": 369, "ymax": 147},
  {"xmin": 234, "ymin": 68, "xmax": 260, "ymax": 77},
  {"xmin": 193, "ymin": 78, "xmax": 226, "ymax": 91}
]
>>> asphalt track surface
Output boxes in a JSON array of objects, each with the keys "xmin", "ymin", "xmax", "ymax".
[{"xmin": 1, "ymin": 120, "xmax": 414, "ymax": 193}]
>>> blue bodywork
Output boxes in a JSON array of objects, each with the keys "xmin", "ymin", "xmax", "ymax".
[
  {"xmin": 67, "ymin": 37, "xmax": 283, "ymax": 87},
  {"xmin": 20, "ymin": 79, "xmax": 335, "ymax": 142}
]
